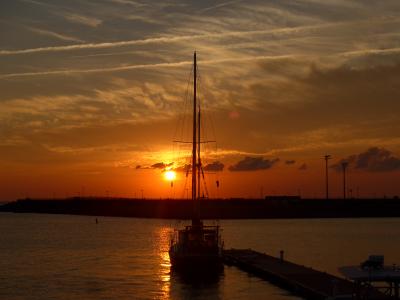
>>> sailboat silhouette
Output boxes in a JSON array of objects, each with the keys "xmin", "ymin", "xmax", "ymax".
[{"xmin": 169, "ymin": 52, "xmax": 223, "ymax": 270}]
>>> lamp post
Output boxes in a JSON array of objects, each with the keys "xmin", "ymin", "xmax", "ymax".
[
  {"xmin": 324, "ymin": 155, "xmax": 332, "ymax": 199},
  {"xmin": 342, "ymin": 161, "xmax": 348, "ymax": 199}
]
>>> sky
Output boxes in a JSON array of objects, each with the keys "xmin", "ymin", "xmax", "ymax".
[{"xmin": 1, "ymin": 0, "xmax": 400, "ymax": 200}]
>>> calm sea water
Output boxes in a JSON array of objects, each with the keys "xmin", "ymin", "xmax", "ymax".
[{"xmin": 1, "ymin": 213, "xmax": 400, "ymax": 300}]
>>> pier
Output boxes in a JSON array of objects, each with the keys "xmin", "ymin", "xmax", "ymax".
[{"xmin": 223, "ymin": 249, "xmax": 391, "ymax": 300}]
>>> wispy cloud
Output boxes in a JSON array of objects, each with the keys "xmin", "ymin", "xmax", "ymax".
[
  {"xmin": 198, "ymin": 0, "xmax": 243, "ymax": 14},
  {"xmin": 3, "ymin": 45, "xmax": 400, "ymax": 79},
  {"xmin": 108, "ymin": 0, "xmax": 147, "ymax": 7},
  {"xmin": 27, "ymin": 27, "xmax": 84, "ymax": 43},
  {"xmin": 339, "ymin": 47, "xmax": 400, "ymax": 58},
  {"xmin": 1, "ymin": 0, "xmax": 400, "ymax": 199},
  {"xmin": 0, "ymin": 55, "xmax": 298, "ymax": 79},
  {"xmin": 19, "ymin": 0, "xmax": 52, "ymax": 8},
  {"xmin": 3, "ymin": 18, "xmax": 394, "ymax": 56},
  {"xmin": 0, "ymin": 27, "xmax": 309, "ymax": 56},
  {"xmin": 64, "ymin": 13, "xmax": 102, "ymax": 28}
]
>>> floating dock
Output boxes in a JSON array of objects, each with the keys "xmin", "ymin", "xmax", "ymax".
[{"xmin": 223, "ymin": 249, "xmax": 391, "ymax": 300}]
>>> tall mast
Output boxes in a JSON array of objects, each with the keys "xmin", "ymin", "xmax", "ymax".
[
  {"xmin": 198, "ymin": 107, "xmax": 201, "ymax": 200},
  {"xmin": 192, "ymin": 52, "xmax": 198, "ymax": 224}
]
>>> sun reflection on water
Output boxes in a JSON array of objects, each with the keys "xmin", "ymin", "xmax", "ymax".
[{"xmin": 156, "ymin": 226, "xmax": 173, "ymax": 299}]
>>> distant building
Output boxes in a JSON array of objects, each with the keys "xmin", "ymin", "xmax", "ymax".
[{"xmin": 265, "ymin": 195, "xmax": 301, "ymax": 201}]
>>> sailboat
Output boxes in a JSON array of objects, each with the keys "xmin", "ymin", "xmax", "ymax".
[{"xmin": 169, "ymin": 52, "xmax": 223, "ymax": 269}]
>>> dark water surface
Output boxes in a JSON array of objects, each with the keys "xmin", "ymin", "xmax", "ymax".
[{"xmin": 1, "ymin": 213, "xmax": 400, "ymax": 299}]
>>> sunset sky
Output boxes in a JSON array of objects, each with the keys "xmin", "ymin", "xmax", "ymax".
[{"xmin": 1, "ymin": 0, "xmax": 400, "ymax": 200}]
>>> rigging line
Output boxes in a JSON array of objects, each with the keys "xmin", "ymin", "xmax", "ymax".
[
  {"xmin": 198, "ymin": 66, "xmax": 221, "ymax": 199},
  {"xmin": 197, "ymin": 64, "xmax": 214, "ymax": 198},
  {"xmin": 205, "ymin": 98, "xmax": 219, "ymax": 175},
  {"xmin": 178, "ymin": 153, "xmax": 188, "ymax": 199},
  {"xmin": 201, "ymin": 166, "xmax": 210, "ymax": 198},
  {"xmin": 180, "ymin": 158, "xmax": 189, "ymax": 199},
  {"xmin": 172, "ymin": 70, "xmax": 185, "ymax": 170},
  {"xmin": 200, "ymin": 105, "xmax": 208, "ymax": 166},
  {"xmin": 197, "ymin": 67, "xmax": 206, "ymax": 197},
  {"xmin": 199, "ymin": 76, "xmax": 213, "ymax": 166},
  {"xmin": 181, "ymin": 66, "xmax": 193, "ymax": 142},
  {"xmin": 173, "ymin": 63, "xmax": 192, "ymax": 143},
  {"xmin": 201, "ymin": 120, "xmax": 212, "ymax": 199},
  {"xmin": 174, "ymin": 63, "xmax": 193, "ymax": 178},
  {"xmin": 198, "ymin": 65, "xmax": 208, "ymax": 204},
  {"xmin": 196, "ymin": 68, "xmax": 206, "ymax": 142},
  {"xmin": 197, "ymin": 69, "xmax": 214, "ymax": 150},
  {"xmin": 176, "ymin": 64, "xmax": 193, "ymax": 142},
  {"xmin": 199, "ymin": 60, "xmax": 222, "ymax": 199},
  {"xmin": 197, "ymin": 68, "xmax": 218, "ymax": 157}
]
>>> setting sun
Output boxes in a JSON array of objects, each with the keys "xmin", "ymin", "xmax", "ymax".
[{"xmin": 164, "ymin": 170, "xmax": 176, "ymax": 181}]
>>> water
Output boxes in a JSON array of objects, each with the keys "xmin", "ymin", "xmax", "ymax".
[{"xmin": 1, "ymin": 213, "xmax": 400, "ymax": 300}]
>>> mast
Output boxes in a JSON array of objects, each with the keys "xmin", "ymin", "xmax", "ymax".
[
  {"xmin": 192, "ymin": 52, "xmax": 198, "ymax": 224},
  {"xmin": 198, "ymin": 107, "xmax": 201, "ymax": 200}
]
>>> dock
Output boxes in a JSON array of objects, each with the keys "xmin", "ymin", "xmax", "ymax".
[{"xmin": 223, "ymin": 249, "xmax": 391, "ymax": 300}]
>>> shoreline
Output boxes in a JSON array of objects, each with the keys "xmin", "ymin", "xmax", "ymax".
[{"xmin": 1, "ymin": 197, "xmax": 400, "ymax": 219}]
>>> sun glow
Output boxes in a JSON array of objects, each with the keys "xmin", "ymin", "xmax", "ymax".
[{"xmin": 164, "ymin": 170, "xmax": 176, "ymax": 181}]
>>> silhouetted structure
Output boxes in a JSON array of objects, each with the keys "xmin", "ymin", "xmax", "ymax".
[
  {"xmin": 340, "ymin": 255, "xmax": 400, "ymax": 299},
  {"xmin": 2, "ymin": 197, "xmax": 400, "ymax": 219},
  {"xmin": 324, "ymin": 154, "xmax": 332, "ymax": 199},
  {"xmin": 265, "ymin": 195, "xmax": 301, "ymax": 201},
  {"xmin": 169, "ymin": 52, "xmax": 223, "ymax": 269},
  {"xmin": 342, "ymin": 161, "xmax": 348, "ymax": 199}
]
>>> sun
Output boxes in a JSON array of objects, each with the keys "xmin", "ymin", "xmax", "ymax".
[{"xmin": 164, "ymin": 170, "xmax": 176, "ymax": 181}]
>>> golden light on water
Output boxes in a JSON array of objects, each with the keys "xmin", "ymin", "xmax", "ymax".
[
  {"xmin": 164, "ymin": 170, "xmax": 176, "ymax": 182},
  {"xmin": 157, "ymin": 227, "xmax": 172, "ymax": 299}
]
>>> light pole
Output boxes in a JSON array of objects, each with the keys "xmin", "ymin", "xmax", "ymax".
[
  {"xmin": 324, "ymin": 155, "xmax": 332, "ymax": 199},
  {"xmin": 342, "ymin": 161, "xmax": 348, "ymax": 199}
]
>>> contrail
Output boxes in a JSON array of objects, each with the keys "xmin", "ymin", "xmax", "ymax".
[
  {"xmin": 0, "ymin": 22, "xmax": 350, "ymax": 56},
  {"xmin": 338, "ymin": 47, "xmax": 400, "ymax": 57},
  {"xmin": 0, "ymin": 61, "xmax": 192, "ymax": 79},
  {"xmin": 0, "ymin": 55, "xmax": 297, "ymax": 79},
  {"xmin": 0, "ymin": 47, "xmax": 400, "ymax": 79},
  {"xmin": 0, "ymin": 28, "xmax": 309, "ymax": 56},
  {"xmin": 0, "ymin": 17, "xmax": 396, "ymax": 56},
  {"xmin": 2, "ymin": 45, "xmax": 399, "ymax": 79}
]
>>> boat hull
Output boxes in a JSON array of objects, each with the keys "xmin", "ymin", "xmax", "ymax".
[{"xmin": 169, "ymin": 250, "xmax": 223, "ymax": 271}]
